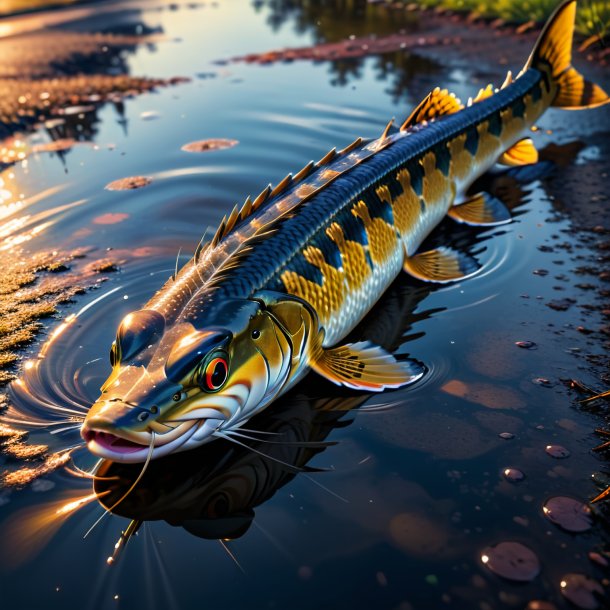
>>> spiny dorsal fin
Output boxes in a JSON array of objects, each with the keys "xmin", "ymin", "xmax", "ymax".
[
  {"xmin": 501, "ymin": 70, "xmax": 513, "ymax": 90},
  {"xmin": 203, "ymin": 135, "xmax": 379, "ymax": 251},
  {"xmin": 293, "ymin": 160, "xmax": 315, "ymax": 182},
  {"xmin": 339, "ymin": 137, "xmax": 363, "ymax": 155},
  {"xmin": 473, "ymin": 83, "xmax": 494, "ymax": 103},
  {"xmin": 239, "ymin": 195, "xmax": 252, "ymax": 221},
  {"xmin": 194, "ymin": 235, "xmax": 207, "ymax": 263},
  {"xmin": 380, "ymin": 118, "xmax": 395, "ymax": 139},
  {"xmin": 211, "ymin": 215, "xmax": 226, "ymax": 248},
  {"xmin": 252, "ymin": 184, "xmax": 272, "ymax": 211},
  {"xmin": 224, "ymin": 204, "xmax": 240, "ymax": 235},
  {"xmin": 270, "ymin": 173, "xmax": 292, "ymax": 198},
  {"xmin": 317, "ymin": 147, "xmax": 336, "ymax": 165},
  {"xmin": 400, "ymin": 87, "xmax": 463, "ymax": 131}
]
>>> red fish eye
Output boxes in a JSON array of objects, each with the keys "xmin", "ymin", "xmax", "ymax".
[{"xmin": 204, "ymin": 356, "xmax": 228, "ymax": 391}]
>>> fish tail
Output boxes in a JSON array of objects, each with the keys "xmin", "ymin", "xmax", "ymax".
[{"xmin": 526, "ymin": 0, "xmax": 609, "ymax": 109}]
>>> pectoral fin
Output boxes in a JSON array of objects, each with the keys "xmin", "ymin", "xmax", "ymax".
[
  {"xmin": 498, "ymin": 138, "xmax": 539, "ymax": 166},
  {"xmin": 311, "ymin": 341, "xmax": 424, "ymax": 392},
  {"xmin": 448, "ymin": 192, "xmax": 512, "ymax": 226},
  {"xmin": 403, "ymin": 247, "xmax": 480, "ymax": 283}
]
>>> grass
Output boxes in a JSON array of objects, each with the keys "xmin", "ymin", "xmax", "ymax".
[{"xmin": 411, "ymin": 0, "xmax": 610, "ymax": 40}]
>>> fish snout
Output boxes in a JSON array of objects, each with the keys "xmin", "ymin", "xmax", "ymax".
[{"xmin": 81, "ymin": 399, "xmax": 156, "ymax": 459}]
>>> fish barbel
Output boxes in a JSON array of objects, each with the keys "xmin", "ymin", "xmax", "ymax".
[{"xmin": 82, "ymin": 0, "xmax": 608, "ymax": 462}]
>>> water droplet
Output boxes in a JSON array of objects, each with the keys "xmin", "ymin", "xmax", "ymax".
[
  {"xmin": 516, "ymin": 341, "xmax": 537, "ymax": 349},
  {"xmin": 480, "ymin": 541, "xmax": 540, "ymax": 582},
  {"xmin": 499, "ymin": 432, "xmax": 515, "ymax": 440},
  {"xmin": 560, "ymin": 573, "xmax": 604, "ymax": 609},
  {"xmin": 543, "ymin": 497, "xmax": 592, "ymax": 533},
  {"xmin": 533, "ymin": 377, "xmax": 553, "ymax": 387},
  {"xmin": 545, "ymin": 445, "xmax": 570, "ymax": 459},
  {"xmin": 503, "ymin": 468, "xmax": 525, "ymax": 482},
  {"xmin": 140, "ymin": 110, "xmax": 161, "ymax": 120}
]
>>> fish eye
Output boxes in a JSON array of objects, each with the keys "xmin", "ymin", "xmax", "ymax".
[
  {"xmin": 172, "ymin": 392, "xmax": 181, "ymax": 402},
  {"xmin": 200, "ymin": 353, "xmax": 229, "ymax": 392},
  {"xmin": 251, "ymin": 329, "xmax": 260, "ymax": 339}
]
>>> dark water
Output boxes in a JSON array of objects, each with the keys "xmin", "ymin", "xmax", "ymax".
[{"xmin": 0, "ymin": 1, "xmax": 609, "ymax": 610}]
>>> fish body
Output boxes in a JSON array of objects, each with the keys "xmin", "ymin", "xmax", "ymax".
[{"xmin": 82, "ymin": 0, "xmax": 608, "ymax": 462}]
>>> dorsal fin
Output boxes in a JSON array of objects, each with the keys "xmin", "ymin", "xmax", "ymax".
[
  {"xmin": 339, "ymin": 137, "xmax": 363, "ymax": 155},
  {"xmin": 200, "ymin": 133, "xmax": 390, "ymax": 252},
  {"xmin": 400, "ymin": 87, "xmax": 463, "ymax": 131},
  {"xmin": 501, "ymin": 70, "xmax": 513, "ymax": 89},
  {"xmin": 270, "ymin": 173, "xmax": 292, "ymax": 198},
  {"xmin": 224, "ymin": 204, "xmax": 240, "ymax": 235},
  {"xmin": 211, "ymin": 216, "xmax": 226, "ymax": 248},
  {"xmin": 473, "ymin": 83, "xmax": 495, "ymax": 103},
  {"xmin": 317, "ymin": 147, "xmax": 336, "ymax": 165},
  {"xmin": 239, "ymin": 195, "xmax": 252, "ymax": 221},
  {"xmin": 293, "ymin": 160, "xmax": 315, "ymax": 182},
  {"xmin": 380, "ymin": 118, "xmax": 395, "ymax": 140},
  {"xmin": 252, "ymin": 184, "xmax": 272, "ymax": 211}
]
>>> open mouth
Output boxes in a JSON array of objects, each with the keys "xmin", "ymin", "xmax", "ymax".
[{"xmin": 82, "ymin": 430, "xmax": 148, "ymax": 455}]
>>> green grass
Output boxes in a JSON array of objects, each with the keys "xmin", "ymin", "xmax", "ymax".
[{"xmin": 411, "ymin": 0, "xmax": 610, "ymax": 39}]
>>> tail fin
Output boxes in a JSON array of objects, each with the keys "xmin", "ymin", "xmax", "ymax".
[{"xmin": 526, "ymin": 0, "xmax": 609, "ymax": 109}]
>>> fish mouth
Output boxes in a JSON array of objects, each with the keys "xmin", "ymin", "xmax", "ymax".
[
  {"xmin": 81, "ymin": 419, "xmax": 216, "ymax": 463},
  {"xmin": 83, "ymin": 430, "xmax": 147, "ymax": 455}
]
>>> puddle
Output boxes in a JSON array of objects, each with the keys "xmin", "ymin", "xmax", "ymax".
[{"xmin": 0, "ymin": 1, "xmax": 608, "ymax": 610}]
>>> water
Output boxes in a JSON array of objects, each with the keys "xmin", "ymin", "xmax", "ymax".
[{"xmin": 0, "ymin": 1, "xmax": 609, "ymax": 609}]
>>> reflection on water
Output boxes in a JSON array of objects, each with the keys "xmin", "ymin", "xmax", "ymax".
[{"xmin": 0, "ymin": 1, "xmax": 609, "ymax": 609}]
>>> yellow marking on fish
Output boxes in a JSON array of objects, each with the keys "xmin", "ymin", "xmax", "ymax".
[
  {"xmin": 351, "ymin": 200, "xmax": 397, "ymax": 265},
  {"xmin": 393, "ymin": 169, "xmax": 422, "ymax": 240},
  {"xmin": 475, "ymin": 120, "xmax": 501, "ymax": 164},
  {"xmin": 447, "ymin": 133, "xmax": 471, "ymax": 183},
  {"xmin": 500, "ymin": 106, "xmax": 523, "ymax": 142},
  {"xmin": 421, "ymin": 151, "xmax": 450, "ymax": 207},
  {"xmin": 281, "ymin": 247, "xmax": 345, "ymax": 323},
  {"xmin": 295, "ymin": 183, "xmax": 317, "ymax": 198},
  {"xmin": 320, "ymin": 169, "xmax": 340, "ymax": 180},
  {"xmin": 326, "ymin": 222, "xmax": 370, "ymax": 291}
]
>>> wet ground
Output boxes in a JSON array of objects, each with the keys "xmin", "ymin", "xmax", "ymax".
[{"xmin": 0, "ymin": 1, "xmax": 609, "ymax": 609}]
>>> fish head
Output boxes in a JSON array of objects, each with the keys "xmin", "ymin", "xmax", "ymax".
[{"xmin": 81, "ymin": 296, "xmax": 305, "ymax": 462}]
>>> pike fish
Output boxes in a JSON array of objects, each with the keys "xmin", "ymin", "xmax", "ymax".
[{"xmin": 82, "ymin": 0, "xmax": 608, "ymax": 462}]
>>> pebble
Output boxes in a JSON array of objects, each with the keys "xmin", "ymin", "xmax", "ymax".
[
  {"xmin": 516, "ymin": 341, "xmax": 537, "ymax": 349},
  {"xmin": 503, "ymin": 468, "xmax": 525, "ymax": 482},
  {"xmin": 481, "ymin": 541, "xmax": 540, "ymax": 582},
  {"xmin": 543, "ymin": 497, "xmax": 592, "ymax": 533},
  {"xmin": 560, "ymin": 573, "xmax": 604, "ymax": 609},
  {"xmin": 545, "ymin": 445, "xmax": 570, "ymax": 458}
]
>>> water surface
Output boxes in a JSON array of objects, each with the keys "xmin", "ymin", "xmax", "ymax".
[{"xmin": 0, "ymin": 2, "xmax": 609, "ymax": 610}]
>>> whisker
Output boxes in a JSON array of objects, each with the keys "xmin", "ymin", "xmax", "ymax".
[
  {"xmin": 218, "ymin": 539, "xmax": 245, "ymax": 574},
  {"xmin": 233, "ymin": 427, "xmax": 284, "ymax": 436},
  {"xmin": 213, "ymin": 431, "xmax": 330, "ymax": 473},
  {"xmin": 303, "ymin": 473, "xmax": 348, "ymax": 503},
  {"xmin": 225, "ymin": 429, "xmax": 336, "ymax": 449},
  {"xmin": 83, "ymin": 432, "xmax": 155, "ymax": 539}
]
